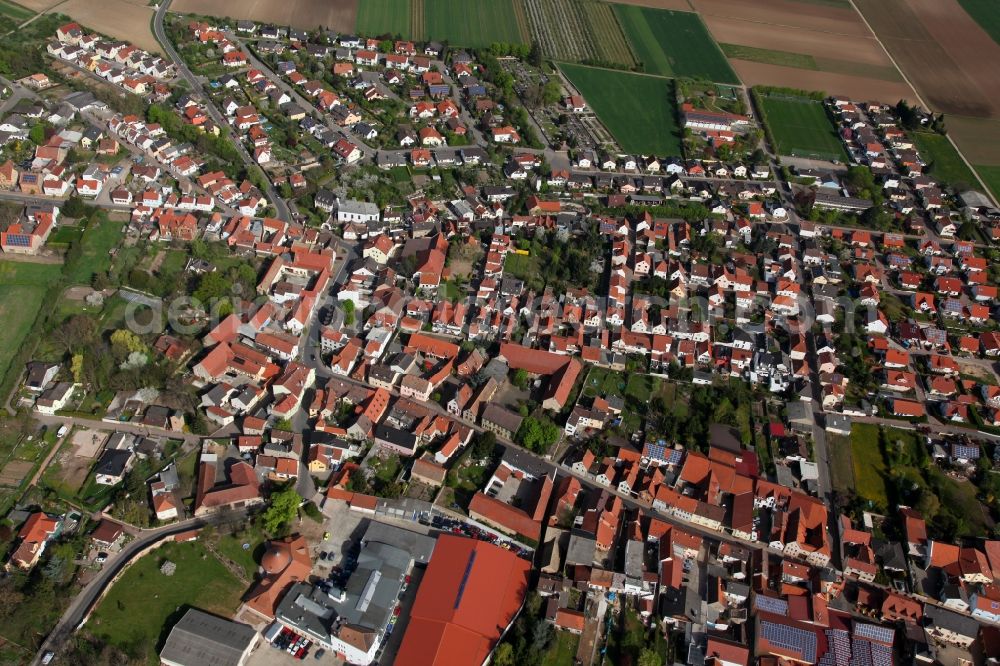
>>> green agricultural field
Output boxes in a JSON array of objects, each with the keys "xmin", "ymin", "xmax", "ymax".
[
  {"xmin": 912, "ymin": 132, "xmax": 978, "ymax": 188},
  {"xmin": 959, "ymin": 0, "xmax": 1000, "ymax": 46},
  {"xmin": 356, "ymin": 0, "xmax": 412, "ymax": 38},
  {"xmin": 0, "ymin": 0, "xmax": 33, "ymax": 21},
  {"xmin": 65, "ymin": 213, "xmax": 126, "ymax": 285},
  {"xmin": 721, "ymin": 43, "xmax": 817, "ymax": 70},
  {"xmin": 614, "ymin": 5, "xmax": 738, "ymax": 83},
  {"xmin": 0, "ymin": 261, "xmax": 60, "ymax": 396},
  {"xmin": 758, "ymin": 93, "xmax": 848, "ymax": 160},
  {"xmin": 974, "ymin": 164, "xmax": 1000, "ymax": 201},
  {"xmin": 88, "ymin": 540, "xmax": 245, "ymax": 661},
  {"xmin": 423, "ymin": 0, "xmax": 526, "ymax": 47},
  {"xmin": 559, "ymin": 63, "xmax": 681, "ymax": 155}
]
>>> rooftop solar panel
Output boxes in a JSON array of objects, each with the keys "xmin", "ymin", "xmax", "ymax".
[
  {"xmin": 761, "ymin": 620, "xmax": 817, "ymax": 663},
  {"xmin": 755, "ymin": 595, "xmax": 789, "ymax": 615},
  {"xmin": 854, "ymin": 622, "xmax": 895, "ymax": 646}
]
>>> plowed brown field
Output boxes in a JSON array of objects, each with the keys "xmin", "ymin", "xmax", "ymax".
[
  {"xmin": 18, "ymin": 0, "xmax": 161, "ymax": 52},
  {"xmin": 704, "ymin": 14, "xmax": 888, "ymax": 65},
  {"xmin": 854, "ymin": 0, "xmax": 1000, "ymax": 118},
  {"xmin": 171, "ymin": 0, "xmax": 358, "ymax": 32},
  {"xmin": 607, "ymin": 0, "xmax": 692, "ymax": 9},
  {"xmin": 733, "ymin": 61, "xmax": 918, "ymax": 104},
  {"xmin": 691, "ymin": 0, "xmax": 871, "ymax": 36}
]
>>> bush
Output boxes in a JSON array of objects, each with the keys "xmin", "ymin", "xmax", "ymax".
[{"xmin": 302, "ymin": 501, "xmax": 323, "ymax": 522}]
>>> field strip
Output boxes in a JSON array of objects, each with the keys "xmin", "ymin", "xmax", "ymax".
[
  {"xmin": 555, "ymin": 60, "xmax": 672, "ymax": 80},
  {"xmin": 695, "ymin": 12, "xmax": 873, "ymax": 37},
  {"xmin": 513, "ymin": 0, "xmax": 530, "ymax": 43},
  {"xmin": 410, "ymin": 0, "xmax": 424, "ymax": 41}
]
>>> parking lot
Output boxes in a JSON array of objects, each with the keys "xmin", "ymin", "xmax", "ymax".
[{"xmin": 248, "ymin": 624, "xmax": 341, "ymax": 666}]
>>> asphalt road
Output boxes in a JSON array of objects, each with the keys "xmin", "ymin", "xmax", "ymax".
[
  {"xmin": 153, "ymin": 0, "xmax": 291, "ymax": 223},
  {"xmin": 30, "ymin": 510, "xmax": 248, "ymax": 666}
]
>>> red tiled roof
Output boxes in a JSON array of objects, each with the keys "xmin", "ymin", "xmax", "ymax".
[{"xmin": 394, "ymin": 535, "xmax": 529, "ymax": 666}]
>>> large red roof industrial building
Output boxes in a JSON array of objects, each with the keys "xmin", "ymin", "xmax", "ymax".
[{"xmin": 393, "ymin": 534, "xmax": 530, "ymax": 666}]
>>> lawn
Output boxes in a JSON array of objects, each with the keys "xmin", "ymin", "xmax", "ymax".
[
  {"xmin": 423, "ymin": 0, "xmax": 526, "ymax": 47},
  {"xmin": 0, "ymin": 261, "xmax": 61, "ymax": 396},
  {"xmin": 758, "ymin": 93, "xmax": 848, "ymax": 161},
  {"xmin": 156, "ymin": 249, "xmax": 188, "ymax": 276},
  {"xmin": 582, "ymin": 366, "xmax": 626, "ymax": 400},
  {"xmin": 504, "ymin": 251, "xmax": 540, "ymax": 281},
  {"xmin": 88, "ymin": 540, "xmax": 245, "ymax": 661},
  {"xmin": 625, "ymin": 373, "xmax": 660, "ymax": 403},
  {"xmin": 542, "ymin": 631, "xmax": 580, "ymax": 666},
  {"xmin": 849, "ymin": 423, "xmax": 890, "ymax": 508},
  {"xmin": 614, "ymin": 6, "xmax": 739, "ymax": 83},
  {"xmin": 959, "ymin": 0, "xmax": 1000, "ymax": 46},
  {"xmin": 46, "ymin": 225, "xmax": 83, "ymax": 247},
  {"xmin": 356, "ymin": 0, "xmax": 412, "ymax": 38},
  {"xmin": 214, "ymin": 529, "xmax": 267, "ymax": 580},
  {"xmin": 912, "ymin": 132, "xmax": 978, "ymax": 188},
  {"xmin": 65, "ymin": 213, "xmax": 126, "ymax": 285},
  {"xmin": 559, "ymin": 63, "xmax": 682, "ymax": 155},
  {"xmin": 721, "ymin": 43, "xmax": 818, "ymax": 70}
]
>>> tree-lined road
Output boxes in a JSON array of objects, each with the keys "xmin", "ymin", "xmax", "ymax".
[{"xmin": 153, "ymin": 0, "xmax": 291, "ymax": 222}]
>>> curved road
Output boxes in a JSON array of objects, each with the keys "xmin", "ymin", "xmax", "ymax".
[
  {"xmin": 31, "ymin": 511, "xmax": 248, "ymax": 665},
  {"xmin": 152, "ymin": 0, "xmax": 291, "ymax": 223}
]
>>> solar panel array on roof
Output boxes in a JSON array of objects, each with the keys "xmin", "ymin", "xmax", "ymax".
[
  {"xmin": 755, "ymin": 595, "xmax": 789, "ymax": 616},
  {"xmin": 952, "ymin": 444, "xmax": 980, "ymax": 460},
  {"xmin": 924, "ymin": 328, "xmax": 947, "ymax": 344},
  {"xmin": 820, "ymin": 628, "xmax": 851, "ymax": 666},
  {"xmin": 761, "ymin": 620, "xmax": 817, "ymax": 663},
  {"xmin": 852, "ymin": 636, "xmax": 893, "ymax": 666},
  {"xmin": 5, "ymin": 234, "xmax": 30, "ymax": 247},
  {"xmin": 854, "ymin": 622, "xmax": 895, "ymax": 646},
  {"xmin": 646, "ymin": 442, "xmax": 667, "ymax": 462},
  {"xmin": 666, "ymin": 449, "xmax": 683, "ymax": 465}
]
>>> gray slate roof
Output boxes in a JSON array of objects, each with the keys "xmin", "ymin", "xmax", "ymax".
[{"xmin": 159, "ymin": 608, "xmax": 257, "ymax": 666}]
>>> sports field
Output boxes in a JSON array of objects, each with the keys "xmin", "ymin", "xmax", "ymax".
[
  {"xmin": 614, "ymin": 5, "xmax": 738, "ymax": 83},
  {"xmin": 356, "ymin": 0, "xmax": 411, "ymax": 37},
  {"xmin": 560, "ymin": 63, "xmax": 681, "ymax": 155},
  {"xmin": 423, "ymin": 0, "xmax": 526, "ymax": 47},
  {"xmin": 0, "ymin": 262, "xmax": 61, "ymax": 396},
  {"xmin": 912, "ymin": 131, "xmax": 977, "ymax": 187},
  {"xmin": 757, "ymin": 94, "xmax": 848, "ymax": 160}
]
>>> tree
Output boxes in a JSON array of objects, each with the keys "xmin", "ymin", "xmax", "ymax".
[
  {"xmin": 516, "ymin": 417, "xmax": 560, "ymax": 453},
  {"xmin": 639, "ymin": 648, "xmax": 663, "ymax": 666},
  {"xmin": 62, "ymin": 195, "xmax": 89, "ymax": 218},
  {"xmin": 194, "ymin": 270, "xmax": 232, "ymax": 304},
  {"xmin": 28, "ymin": 122, "xmax": 46, "ymax": 146},
  {"xmin": 542, "ymin": 80, "xmax": 562, "ymax": 106},
  {"xmin": 528, "ymin": 41, "xmax": 542, "ymax": 68},
  {"xmin": 512, "ymin": 368, "xmax": 529, "ymax": 389},
  {"xmin": 342, "ymin": 299, "xmax": 356, "ymax": 326},
  {"xmin": 493, "ymin": 643, "xmax": 515, "ymax": 666},
  {"xmin": 71, "ymin": 353, "xmax": 84, "ymax": 383},
  {"xmin": 471, "ymin": 431, "xmax": 496, "ymax": 459},
  {"xmin": 110, "ymin": 329, "xmax": 146, "ymax": 355},
  {"xmin": 260, "ymin": 485, "xmax": 302, "ymax": 535}
]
